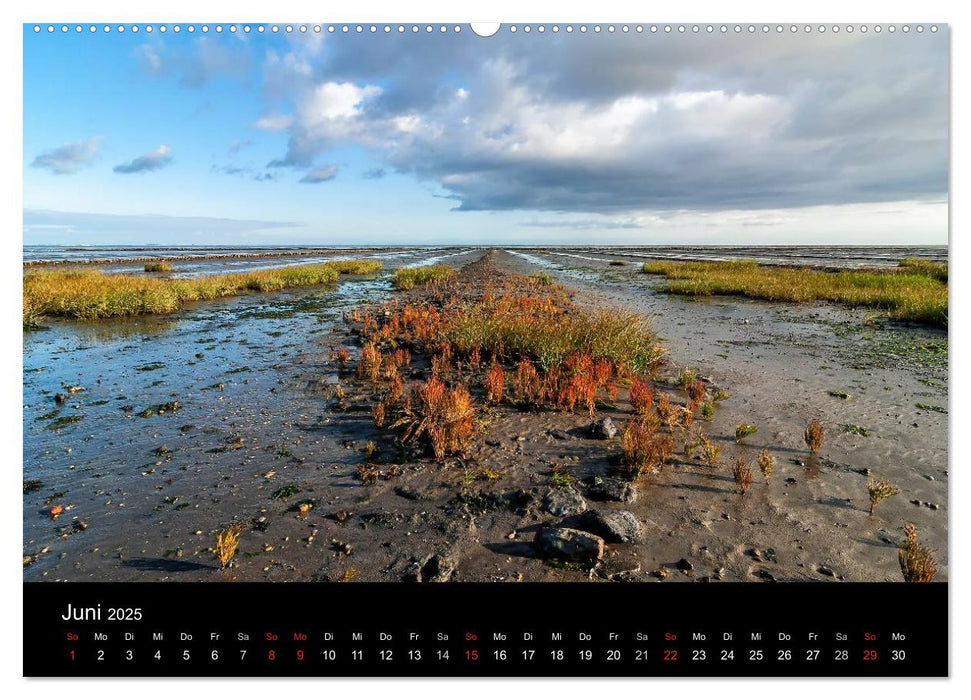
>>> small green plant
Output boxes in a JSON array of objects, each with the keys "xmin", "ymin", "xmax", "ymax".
[
  {"xmin": 700, "ymin": 398, "xmax": 715, "ymax": 420},
  {"xmin": 866, "ymin": 479, "xmax": 900, "ymax": 516},
  {"xmin": 215, "ymin": 523, "xmax": 244, "ymax": 569},
  {"xmin": 757, "ymin": 448, "xmax": 774, "ymax": 482},
  {"xmin": 828, "ymin": 390, "xmax": 852, "ymax": 400},
  {"xmin": 735, "ymin": 422, "xmax": 758, "ymax": 444},
  {"xmin": 805, "ymin": 419, "xmax": 824, "ymax": 452},
  {"xmin": 842, "ymin": 424, "xmax": 872, "ymax": 437},
  {"xmin": 676, "ymin": 367, "xmax": 698, "ymax": 391},
  {"xmin": 271, "ymin": 483, "xmax": 301, "ymax": 499},
  {"xmin": 732, "ymin": 454, "xmax": 753, "ymax": 495},
  {"xmin": 916, "ymin": 402, "xmax": 947, "ymax": 414},
  {"xmin": 364, "ymin": 440, "xmax": 377, "ymax": 460},
  {"xmin": 700, "ymin": 435, "xmax": 721, "ymax": 467},
  {"xmin": 898, "ymin": 523, "xmax": 937, "ymax": 582},
  {"xmin": 550, "ymin": 464, "xmax": 575, "ymax": 488},
  {"xmin": 531, "ymin": 272, "xmax": 555, "ymax": 286}
]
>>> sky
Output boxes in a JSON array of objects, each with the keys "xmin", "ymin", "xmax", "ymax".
[{"xmin": 23, "ymin": 24, "xmax": 949, "ymax": 246}]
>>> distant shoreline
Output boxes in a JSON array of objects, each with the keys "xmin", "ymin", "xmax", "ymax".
[{"xmin": 22, "ymin": 247, "xmax": 420, "ymax": 268}]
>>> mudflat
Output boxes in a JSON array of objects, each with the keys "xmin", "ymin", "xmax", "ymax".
[{"xmin": 23, "ymin": 248, "xmax": 946, "ymax": 583}]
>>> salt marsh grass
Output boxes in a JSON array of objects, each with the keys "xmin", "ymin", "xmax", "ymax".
[
  {"xmin": 393, "ymin": 265, "xmax": 456, "ymax": 290},
  {"xmin": 641, "ymin": 259, "xmax": 947, "ymax": 326},
  {"xmin": 23, "ymin": 260, "xmax": 382, "ymax": 326}
]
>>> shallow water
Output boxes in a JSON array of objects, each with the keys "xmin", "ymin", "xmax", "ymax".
[{"xmin": 23, "ymin": 251, "xmax": 472, "ymax": 579}]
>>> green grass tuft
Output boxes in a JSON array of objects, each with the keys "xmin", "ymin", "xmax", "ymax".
[
  {"xmin": 23, "ymin": 259, "xmax": 381, "ymax": 326},
  {"xmin": 641, "ymin": 259, "xmax": 947, "ymax": 327},
  {"xmin": 393, "ymin": 265, "xmax": 456, "ymax": 290}
]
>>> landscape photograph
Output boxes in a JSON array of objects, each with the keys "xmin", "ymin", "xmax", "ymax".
[{"xmin": 23, "ymin": 24, "xmax": 947, "ymax": 585}]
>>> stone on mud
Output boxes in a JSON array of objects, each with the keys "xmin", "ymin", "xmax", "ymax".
[
  {"xmin": 590, "ymin": 417, "xmax": 618, "ymax": 439},
  {"xmin": 535, "ymin": 527, "xmax": 605, "ymax": 562},
  {"xmin": 586, "ymin": 476, "xmax": 636, "ymax": 504},
  {"xmin": 580, "ymin": 509, "xmax": 642, "ymax": 543},
  {"xmin": 542, "ymin": 486, "xmax": 587, "ymax": 516}
]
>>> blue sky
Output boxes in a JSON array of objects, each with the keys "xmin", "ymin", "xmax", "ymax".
[{"xmin": 23, "ymin": 25, "xmax": 949, "ymax": 246}]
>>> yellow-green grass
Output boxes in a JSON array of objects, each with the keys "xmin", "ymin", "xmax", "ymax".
[
  {"xmin": 144, "ymin": 261, "xmax": 174, "ymax": 273},
  {"xmin": 444, "ymin": 296, "xmax": 664, "ymax": 374},
  {"xmin": 24, "ymin": 259, "xmax": 382, "ymax": 326},
  {"xmin": 899, "ymin": 258, "xmax": 947, "ymax": 283},
  {"xmin": 393, "ymin": 265, "xmax": 456, "ymax": 290},
  {"xmin": 640, "ymin": 260, "xmax": 947, "ymax": 327}
]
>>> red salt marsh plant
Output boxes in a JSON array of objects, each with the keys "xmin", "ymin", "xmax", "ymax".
[
  {"xmin": 620, "ymin": 418, "xmax": 673, "ymax": 481},
  {"xmin": 392, "ymin": 378, "xmax": 476, "ymax": 461},
  {"xmin": 357, "ymin": 342, "xmax": 383, "ymax": 384},
  {"xmin": 628, "ymin": 377, "xmax": 655, "ymax": 415},
  {"xmin": 513, "ymin": 358, "xmax": 542, "ymax": 406},
  {"xmin": 333, "ymin": 346, "xmax": 351, "ymax": 365},
  {"xmin": 687, "ymin": 379, "xmax": 707, "ymax": 405},
  {"xmin": 484, "ymin": 364, "xmax": 505, "ymax": 404}
]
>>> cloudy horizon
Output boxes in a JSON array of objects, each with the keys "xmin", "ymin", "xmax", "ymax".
[{"xmin": 23, "ymin": 26, "xmax": 949, "ymax": 246}]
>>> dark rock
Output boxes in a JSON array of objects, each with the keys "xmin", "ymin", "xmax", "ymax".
[
  {"xmin": 542, "ymin": 486, "xmax": 587, "ymax": 516},
  {"xmin": 755, "ymin": 569, "xmax": 776, "ymax": 582},
  {"xmin": 535, "ymin": 527, "xmax": 604, "ymax": 562},
  {"xmin": 580, "ymin": 509, "xmax": 641, "ymax": 543},
  {"xmin": 421, "ymin": 553, "xmax": 456, "ymax": 583},
  {"xmin": 677, "ymin": 558, "xmax": 694, "ymax": 574},
  {"xmin": 590, "ymin": 417, "xmax": 618, "ymax": 439},
  {"xmin": 817, "ymin": 566, "xmax": 836, "ymax": 577},
  {"xmin": 54, "ymin": 393, "xmax": 67, "ymax": 405},
  {"xmin": 548, "ymin": 429, "xmax": 572, "ymax": 440},
  {"xmin": 587, "ymin": 476, "xmax": 636, "ymax": 504}
]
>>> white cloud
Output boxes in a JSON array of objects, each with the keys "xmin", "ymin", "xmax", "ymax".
[
  {"xmin": 31, "ymin": 138, "xmax": 100, "ymax": 175},
  {"xmin": 113, "ymin": 145, "xmax": 173, "ymax": 174},
  {"xmin": 299, "ymin": 165, "xmax": 339, "ymax": 183},
  {"xmin": 254, "ymin": 114, "xmax": 294, "ymax": 131}
]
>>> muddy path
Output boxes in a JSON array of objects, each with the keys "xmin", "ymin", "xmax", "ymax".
[{"xmin": 23, "ymin": 248, "xmax": 946, "ymax": 583}]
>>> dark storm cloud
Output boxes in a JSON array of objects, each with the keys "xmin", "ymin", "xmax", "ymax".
[{"xmin": 255, "ymin": 29, "xmax": 947, "ymax": 213}]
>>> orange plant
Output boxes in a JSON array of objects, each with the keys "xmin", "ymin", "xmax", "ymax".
[
  {"xmin": 629, "ymin": 377, "xmax": 655, "ymax": 415},
  {"xmin": 620, "ymin": 418, "xmax": 672, "ymax": 480},
  {"xmin": 392, "ymin": 378, "xmax": 476, "ymax": 461},
  {"xmin": 357, "ymin": 342, "xmax": 382, "ymax": 384},
  {"xmin": 513, "ymin": 358, "xmax": 542, "ymax": 406},
  {"xmin": 687, "ymin": 379, "xmax": 707, "ymax": 405},
  {"xmin": 484, "ymin": 364, "xmax": 505, "ymax": 404}
]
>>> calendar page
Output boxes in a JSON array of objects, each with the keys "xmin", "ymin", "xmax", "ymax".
[{"xmin": 22, "ymin": 20, "xmax": 948, "ymax": 678}]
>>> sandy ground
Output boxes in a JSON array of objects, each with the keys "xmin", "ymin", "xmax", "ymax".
[{"xmin": 23, "ymin": 248, "xmax": 946, "ymax": 583}]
